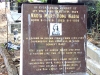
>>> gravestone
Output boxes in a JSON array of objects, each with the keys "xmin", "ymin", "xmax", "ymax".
[{"xmin": 21, "ymin": 4, "xmax": 88, "ymax": 75}]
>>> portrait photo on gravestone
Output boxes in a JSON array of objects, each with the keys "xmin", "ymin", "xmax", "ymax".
[{"xmin": 50, "ymin": 23, "xmax": 62, "ymax": 36}]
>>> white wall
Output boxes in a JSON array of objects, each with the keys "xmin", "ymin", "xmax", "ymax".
[{"xmin": 0, "ymin": 2, "xmax": 10, "ymax": 9}]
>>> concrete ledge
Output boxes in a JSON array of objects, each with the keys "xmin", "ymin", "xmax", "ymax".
[
  {"xmin": 87, "ymin": 41, "xmax": 100, "ymax": 75},
  {"xmin": 87, "ymin": 58, "xmax": 100, "ymax": 75},
  {"xmin": 87, "ymin": 41, "xmax": 100, "ymax": 64},
  {"xmin": 0, "ymin": 47, "xmax": 17, "ymax": 75},
  {"xmin": 44, "ymin": 73, "xmax": 89, "ymax": 75}
]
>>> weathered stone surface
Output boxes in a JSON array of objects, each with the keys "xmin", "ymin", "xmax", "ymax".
[
  {"xmin": 0, "ymin": 58, "xmax": 4, "ymax": 64},
  {"xmin": 33, "ymin": 72, "xmax": 89, "ymax": 75},
  {"xmin": 0, "ymin": 55, "xmax": 8, "ymax": 75},
  {"xmin": 87, "ymin": 41, "xmax": 100, "ymax": 64},
  {"xmin": 1, "ymin": 65, "xmax": 5, "ymax": 68},
  {"xmin": 87, "ymin": 58, "xmax": 100, "ymax": 75},
  {"xmin": 0, "ymin": 47, "xmax": 17, "ymax": 75}
]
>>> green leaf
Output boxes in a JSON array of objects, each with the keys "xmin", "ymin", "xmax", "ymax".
[
  {"xmin": 28, "ymin": 0, "xmax": 34, "ymax": 3},
  {"xmin": 17, "ymin": 0, "xmax": 21, "ymax": 3}
]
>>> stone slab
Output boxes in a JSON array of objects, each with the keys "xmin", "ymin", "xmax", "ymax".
[
  {"xmin": 87, "ymin": 58, "xmax": 100, "ymax": 75},
  {"xmin": 39, "ymin": 73, "xmax": 89, "ymax": 75},
  {"xmin": 0, "ymin": 47, "xmax": 17, "ymax": 75},
  {"xmin": 21, "ymin": 4, "xmax": 87, "ymax": 75},
  {"xmin": 87, "ymin": 41, "xmax": 100, "ymax": 64}
]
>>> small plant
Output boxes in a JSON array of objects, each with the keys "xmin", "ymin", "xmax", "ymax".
[
  {"xmin": 96, "ymin": 1, "xmax": 100, "ymax": 33},
  {"xmin": 87, "ymin": 1, "xmax": 100, "ymax": 40},
  {"xmin": 89, "ymin": 1, "xmax": 100, "ymax": 32},
  {"xmin": 17, "ymin": 0, "xmax": 27, "ymax": 3},
  {"xmin": 0, "ymin": 43, "xmax": 5, "ymax": 47},
  {"xmin": 41, "ymin": 0, "xmax": 47, "ymax": 3},
  {"xmin": 28, "ymin": 0, "xmax": 34, "ymax": 3}
]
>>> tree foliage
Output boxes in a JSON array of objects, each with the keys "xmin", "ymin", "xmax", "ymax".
[{"xmin": 87, "ymin": 0, "xmax": 100, "ymax": 31}]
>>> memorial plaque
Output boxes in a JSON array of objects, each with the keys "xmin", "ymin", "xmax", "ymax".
[{"xmin": 21, "ymin": 4, "xmax": 87, "ymax": 75}]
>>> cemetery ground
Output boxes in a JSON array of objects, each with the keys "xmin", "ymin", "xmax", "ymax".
[
  {"xmin": 0, "ymin": 16, "xmax": 98, "ymax": 75},
  {"xmin": 0, "ymin": 21, "xmax": 8, "ymax": 75},
  {"xmin": 0, "ymin": 21, "xmax": 20, "ymax": 75},
  {"xmin": 0, "ymin": 21, "xmax": 97, "ymax": 75},
  {"xmin": 87, "ymin": 33, "xmax": 100, "ymax": 48}
]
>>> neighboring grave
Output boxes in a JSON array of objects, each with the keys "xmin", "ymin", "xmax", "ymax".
[{"xmin": 21, "ymin": 4, "xmax": 87, "ymax": 75}]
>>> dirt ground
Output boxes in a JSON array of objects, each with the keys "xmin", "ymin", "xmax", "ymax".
[
  {"xmin": 87, "ymin": 35, "xmax": 100, "ymax": 48},
  {"xmin": 0, "ymin": 55, "xmax": 8, "ymax": 75},
  {"xmin": 0, "ymin": 7, "xmax": 9, "ymax": 74},
  {"xmin": 0, "ymin": 7, "xmax": 13, "ymax": 44},
  {"xmin": 0, "ymin": 21, "xmax": 7, "ymax": 44}
]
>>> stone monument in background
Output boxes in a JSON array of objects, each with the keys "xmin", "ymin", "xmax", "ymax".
[{"xmin": 21, "ymin": 4, "xmax": 88, "ymax": 75}]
